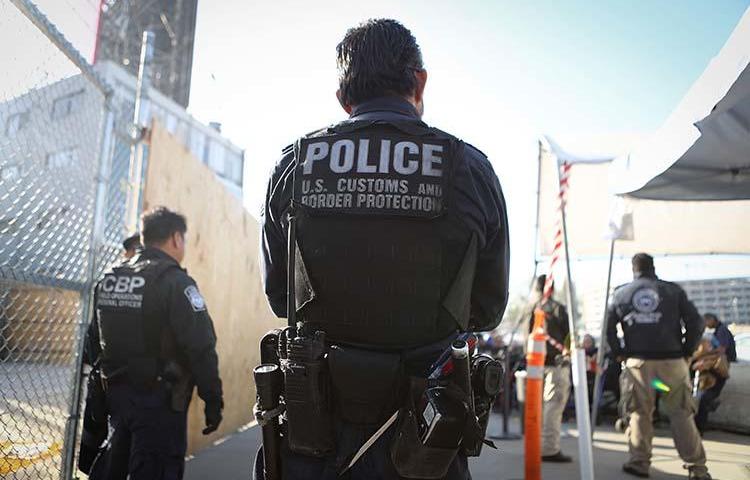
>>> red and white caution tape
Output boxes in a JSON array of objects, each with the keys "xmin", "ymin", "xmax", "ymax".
[{"xmin": 541, "ymin": 161, "xmax": 572, "ymax": 353}]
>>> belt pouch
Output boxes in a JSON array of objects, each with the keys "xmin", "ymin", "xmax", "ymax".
[
  {"xmin": 328, "ymin": 345, "xmax": 402, "ymax": 425},
  {"xmin": 390, "ymin": 408, "xmax": 459, "ymax": 479}
]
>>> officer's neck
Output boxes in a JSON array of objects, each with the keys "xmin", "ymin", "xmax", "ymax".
[
  {"xmin": 633, "ymin": 270, "xmax": 657, "ymax": 279},
  {"xmin": 144, "ymin": 245, "xmax": 181, "ymax": 265},
  {"xmin": 344, "ymin": 95, "xmax": 423, "ymax": 119}
]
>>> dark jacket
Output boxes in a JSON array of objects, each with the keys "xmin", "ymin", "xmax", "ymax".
[
  {"xmin": 85, "ymin": 248, "xmax": 222, "ymax": 407},
  {"xmin": 528, "ymin": 298, "xmax": 569, "ymax": 366},
  {"xmin": 606, "ymin": 272, "xmax": 704, "ymax": 360},
  {"xmin": 260, "ymin": 96, "xmax": 510, "ymax": 345},
  {"xmin": 713, "ymin": 321, "xmax": 737, "ymax": 362}
]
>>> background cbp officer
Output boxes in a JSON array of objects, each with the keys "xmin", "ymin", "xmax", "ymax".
[
  {"xmin": 86, "ymin": 207, "xmax": 223, "ymax": 480},
  {"xmin": 527, "ymin": 275, "xmax": 573, "ymax": 463},
  {"xmin": 606, "ymin": 253, "xmax": 710, "ymax": 480},
  {"xmin": 261, "ymin": 19, "xmax": 509, "ymax": 480}
]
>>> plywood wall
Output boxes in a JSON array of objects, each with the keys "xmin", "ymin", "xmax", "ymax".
[{"xmin": 143, "ymin": 122, "xmax": 282, "ymax": 454}]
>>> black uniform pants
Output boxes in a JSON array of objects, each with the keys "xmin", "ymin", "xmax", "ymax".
[
  {"xmin": 89, "ymin": 382, "xmax": 187, "ymax": 480},
  {"xmin": 695, "ymin": 376, "xmax": 726, "ymax": 433}
]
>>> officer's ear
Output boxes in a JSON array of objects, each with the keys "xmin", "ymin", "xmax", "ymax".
[
  {"xmin": 414, "ymin": 69, "xmax": 427, "ymax": 104},
  {"xmin": 174, "ymin": 231, "xmax": 185, "ymax": 249},
  {"xmin": 336, "ymin": 89, "xmax": 352, "ymax": 114}
]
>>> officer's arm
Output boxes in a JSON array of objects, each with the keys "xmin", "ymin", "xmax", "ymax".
[
  {"xmin": 605, "ymin": 301, "xmax": 623, "ymax": 358},
  {"xmin": 260, "ymin": 149, "xmax": 295, "ymax": 317},
  {"xmin": 469, "ymin": 153, "xmax": 510, "ymax": 330},
  {"xmin": 167, "ymin": 276, "xmax": 223, "ymax": 405},
  {"xmin": 714, "ymin": 326, "xmax": 732, "ymax": 351},
  {"xmin": 679, "ymin": 288, "xmax": 704, "ymax": 357},
  {"xmin": 83, "ymin": 285, "xmax": 101, "ymax": 366},
  {"xmin": 559, "ymin": 305, "xmax": 570, "ymax": 338}
]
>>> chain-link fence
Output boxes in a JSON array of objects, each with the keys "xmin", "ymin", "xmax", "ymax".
[{"xmin": 0, "ymin": 1, "xmax": 132, "ymax": 478}]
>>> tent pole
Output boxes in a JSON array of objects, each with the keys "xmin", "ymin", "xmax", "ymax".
[
  {"xmin": 532, "ymin": 139, "xmax": 543, "ymax": 279},
  {"xmin": 556, "ymin": 159, "xmax": 594, "ymax": 480},
  {"xmin": 591, "ymin": 238, "xmax": 616, "ymax": 436}
]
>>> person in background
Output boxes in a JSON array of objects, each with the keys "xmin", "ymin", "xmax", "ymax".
[
  {"xmin": 606, "ymin": 253, "xmax": 709, "ymax": 480},
  {"xmin": 693, "ymin": 313, "xmax": 735, "ymax": 434},
  {"xmin": 583, "ymin": 334, "xmax": 598, "ymax": 405},
  {"xmin": 703, "ymin": 313, "xmax": 736, "ymax": 363},
  {"xmin": 86, "ymin": 208, "xmax": 223, "ymax": 479},
  {"xmin": 528, "ymin": 275, "xmax": 573, "ymax": 463},
  {"xmin": 122, "ymin": 232, "xmax": 141, "ymax": 260}
]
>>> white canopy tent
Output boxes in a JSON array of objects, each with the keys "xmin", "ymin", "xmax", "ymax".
[{"xmin": 610, "ymin": 7, "xmax": 750, "ymax": 201}]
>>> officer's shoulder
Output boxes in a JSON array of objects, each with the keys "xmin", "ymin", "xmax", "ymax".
[
  {"xmin": 611, "ymin": 283, "xmax": 630, "ymax": 298},
  {"xmin": 613, "ymin": 282, "xmax": 629, "ymax": 292},
  {"xmin": 424, "ymin": 124, "xmax": 488, "ymax": 159},
  {"xmin": 658, "ymin": 278, "xmax": 685, "ymax": 293},
  {"xmin": 462, "ymin": 141, "xmax": 490, "ymax": 161},
  {"xmin": 280, "ymin": 143, "xmax": 294, "ymax": 157},
  {"xmin": 276, "ymin": 126, "xmax": 332, "ymax": 166},
  {"xmin": 158, "ymin": 262, "xmax": 194, "ymax": 286},
  {"xmin": 459, "ymin": 140, "xmax": 496, "ymax": 177}
]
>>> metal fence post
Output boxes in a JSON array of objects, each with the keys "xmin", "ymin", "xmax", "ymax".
[
  {"xmin": 126, "ymin": 30, "xmax": 155, "ymax": 234},
  {"xmin": 61, "ymin": 105, "xmax": 116, "ymax": 480}
]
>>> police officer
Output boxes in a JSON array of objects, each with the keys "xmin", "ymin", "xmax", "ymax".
[
  {"xmin": 86, "ymin": 207, "xmax": 223, "ymax": 480},
  {"xmin": 260, "ymin": 18, "xmax": 509, "ymax": 480},
  {"xmin": 606, "ymin": 253, "xmax": 710, "ymax": 480},
  {"xmin": 527, "ymin": 275, "xmax": 573, "ymax": 463},
  {"xmin": 122, "ymin": 232, "xmax": 142, "ymax": 260}
]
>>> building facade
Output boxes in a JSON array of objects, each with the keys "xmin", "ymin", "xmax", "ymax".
[
  {"xmin": 680, "ymin": 277, "xmax": 750, "ymax": 326},
  {"xmin": 0, "ymin": 61, "xmax": 244, "ymax": 285}
]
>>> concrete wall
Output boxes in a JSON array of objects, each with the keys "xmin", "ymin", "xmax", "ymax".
[
  {"xmin": 143, "ymin": 122, "xmax": 281, "ymax": 453},
  {"xmin": 711, "ymin": 363, "xmax": 750, "ymax": 433}
]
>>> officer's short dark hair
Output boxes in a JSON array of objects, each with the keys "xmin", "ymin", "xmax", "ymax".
[
  {"xmin": 122, "ymin": 233, "xmax": 141, "ymax": 251},
  {"xmin": 336, "ymin": 19, "xmax": 424, "ymax": 106},
  {"xmin": 535, "ymin": 274, "xmax": 551, "ymax": 293},
  {"xmin": 140, "ymin": 207, "xmax": 187, "ymax": 246},
  {"xmin": 632, "ymin": 252, "xmax": 655, "ymax": 273}
]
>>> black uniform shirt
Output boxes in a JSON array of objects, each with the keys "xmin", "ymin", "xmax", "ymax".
[
  {"xmin": 528, "ymin": 298, "xmax": 569, "ymax": 366},
  {"xmin": 606, "ymin": 272, "xmax": 704, "ymax": 360},
  {"xmin": 85, "ymin": 248, "xmax": 222, "ymax": 406},
  {"xmin": 260, "ymin": 96, "xmax": 510, "ymax": 332}
]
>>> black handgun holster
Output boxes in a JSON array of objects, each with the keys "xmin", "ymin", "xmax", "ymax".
[{"xmin": 389, "ymin": 381, "xmax": 461, "ymax": 479}]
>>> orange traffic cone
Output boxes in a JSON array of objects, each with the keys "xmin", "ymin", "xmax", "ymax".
[{"xmin": 525, "ymin": 309, "xmax": 547, "ymax": 480}]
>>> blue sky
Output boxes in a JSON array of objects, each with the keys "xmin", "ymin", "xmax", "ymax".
[
  {"xmin": 187, "ymin": 0, "xmax": 749, "ymax": 289},
  {"xmin": 24, "ymin": 0, "xmax": 750, "ymax": 290}
]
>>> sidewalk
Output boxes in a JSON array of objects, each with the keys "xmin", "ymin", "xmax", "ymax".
[{"xmin": 184, "ymin": 414, "xmax": 750, "ymax": 480}]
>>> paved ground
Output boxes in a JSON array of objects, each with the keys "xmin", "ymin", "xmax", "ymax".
[
  {"xmin": 185, "ymin": 413, "xmax": 750, "ymax": 480},
  {"xmin": 0, "ymin": 362, "xmax": 73, "ymax": 479}
]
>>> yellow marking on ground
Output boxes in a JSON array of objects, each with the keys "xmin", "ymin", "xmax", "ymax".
[{"xmin": 0, "ymin": 441, "xmax": 61, "ymax": 474}]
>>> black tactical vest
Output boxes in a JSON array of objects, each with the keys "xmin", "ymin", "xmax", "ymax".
[
  {"xmin": 96, "ymin": 257, "xmax": 177, "ymax": 382},
  {"xmin": 291, "ymin": 120, "xmax": 478, "ymax": 348}
]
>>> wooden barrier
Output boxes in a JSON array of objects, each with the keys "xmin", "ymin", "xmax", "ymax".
[{"xmin": 143, "ymin": 122, "xmax": 282, "ymax": 454}]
